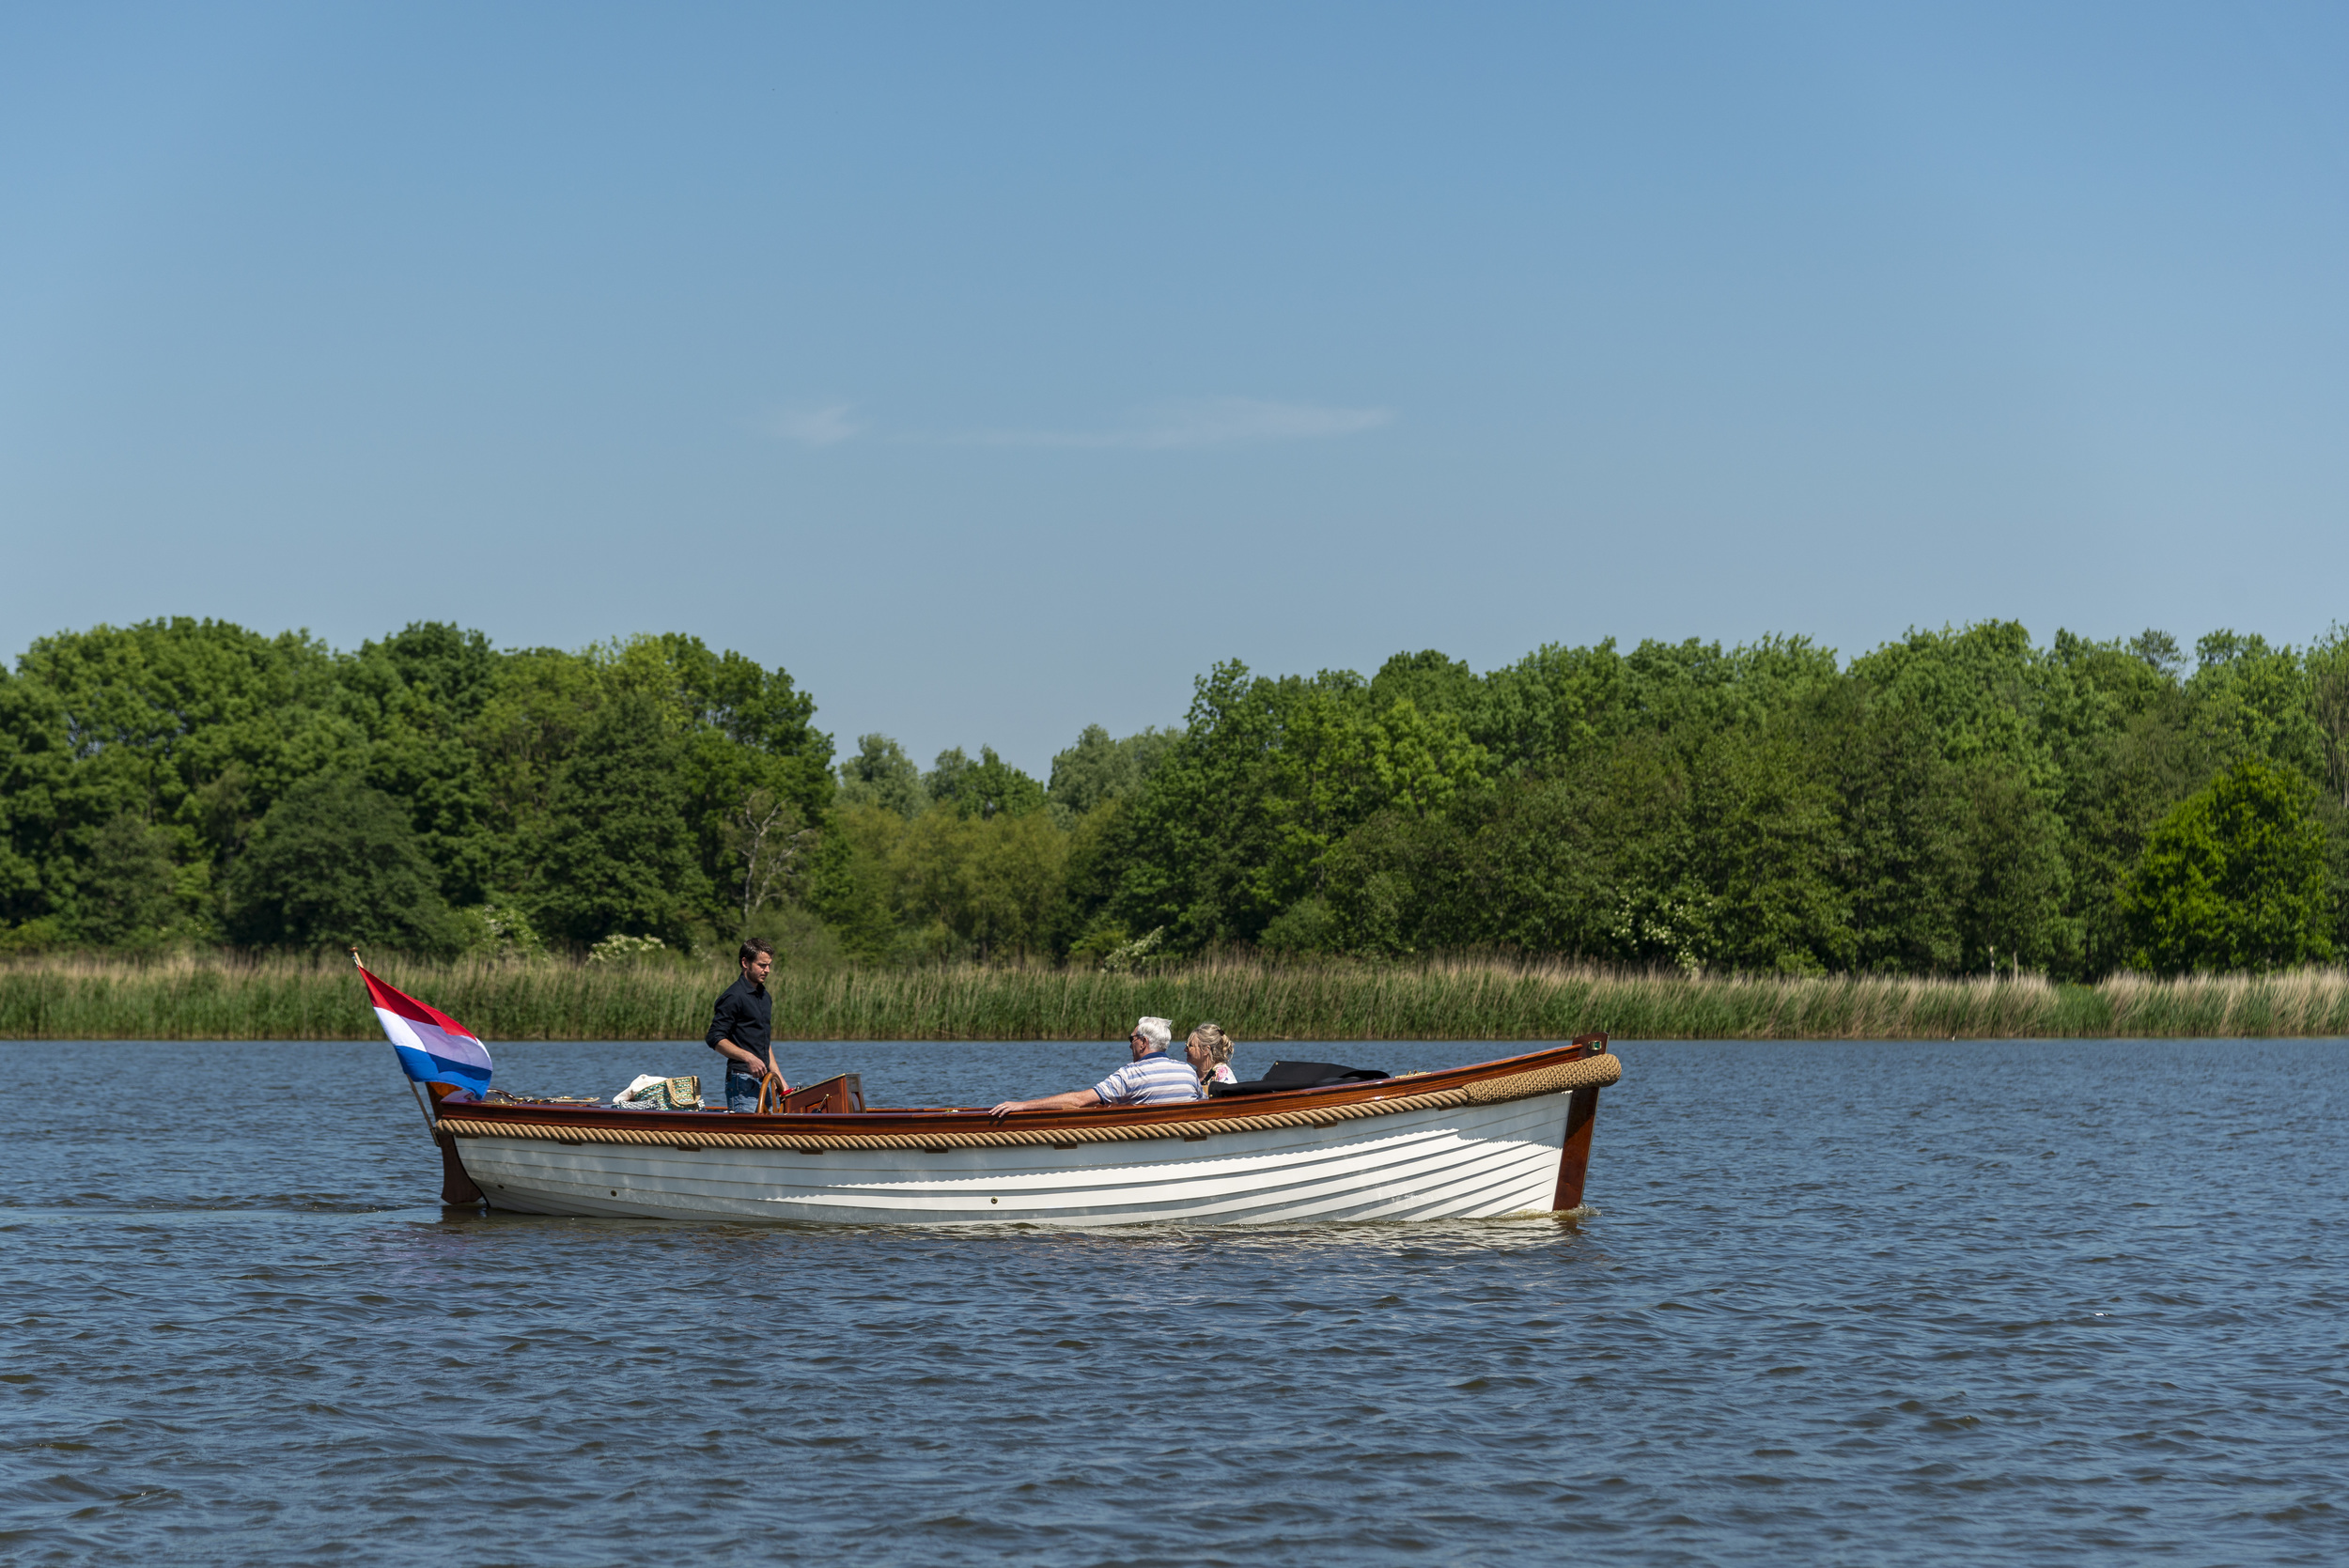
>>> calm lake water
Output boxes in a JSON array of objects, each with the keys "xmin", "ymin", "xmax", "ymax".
[{"xmin": 2, "ymin": 1037, "xmax": 2341, "ymax": 1566}]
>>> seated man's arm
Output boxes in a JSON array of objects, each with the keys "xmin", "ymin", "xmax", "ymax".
[{"xmin": 988, "ymin": 1088, "xmax": 1104, "ymax": 1119}]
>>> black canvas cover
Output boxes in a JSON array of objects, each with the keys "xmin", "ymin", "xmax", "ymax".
[{"xmin": 1206, "ymin": 1060, "xmax": 1393, "ymax": 1097}]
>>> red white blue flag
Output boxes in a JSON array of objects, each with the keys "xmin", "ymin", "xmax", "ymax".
[{"xmin": 360, "ymin": 966, "xmax": 494, "ymax": 1095}]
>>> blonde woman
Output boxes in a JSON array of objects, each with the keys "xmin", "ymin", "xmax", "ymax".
[{"xmin": 1186, "ymin": 1022, "xmax": 1237, "ymax": 1089}]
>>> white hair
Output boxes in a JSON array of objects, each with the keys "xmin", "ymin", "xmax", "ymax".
[{"xmin": 1133, "ymin": 1016, "xmax": 1173, "ymax": 1050}]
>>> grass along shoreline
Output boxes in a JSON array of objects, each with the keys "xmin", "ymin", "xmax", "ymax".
[{"xmin": 3, "ymin": 954, "xmax": 2347, "ymax": 1041}]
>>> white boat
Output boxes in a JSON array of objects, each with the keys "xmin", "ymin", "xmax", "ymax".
[{"xmin": 424, "ymin": 1037, "xmax": 1621, "ymax": 1227}]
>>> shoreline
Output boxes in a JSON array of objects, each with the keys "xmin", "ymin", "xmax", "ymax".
[{"xmin": 5, "ymin": 955, "xmax": 2347, "ymax": 1041}]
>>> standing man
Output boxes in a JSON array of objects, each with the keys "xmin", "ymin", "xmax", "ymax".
[
  {"xmin": 708, "ymin": 938, "xmax": 788, "ymax": 1112},
  {"xmin": 988, "ymin": 1016, "xmax": 1199, "ymax": 1117}
]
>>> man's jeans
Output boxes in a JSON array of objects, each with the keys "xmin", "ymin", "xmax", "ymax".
[{"xmin": 725, "ymin": 1068, "xmax": 766, "ymax": 1113}]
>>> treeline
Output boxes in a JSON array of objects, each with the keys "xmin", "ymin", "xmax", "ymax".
[
  {"xmin": 1, "ymin": 617, "xmax": 2344, "ymax": 979},
  {"xmin": 0, "ymin": 622, "xmax": 830, "ymax": 960}
]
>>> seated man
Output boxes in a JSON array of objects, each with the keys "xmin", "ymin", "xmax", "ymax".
[{"xmin": 988, "ymin": 1017, "xmax": 1199, "ymax": 1117}]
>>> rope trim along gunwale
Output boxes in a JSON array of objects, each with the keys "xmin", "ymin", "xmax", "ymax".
[{"xmin": 438, "ymin": 1052, "xmax": 1622, "ymax": 1154}]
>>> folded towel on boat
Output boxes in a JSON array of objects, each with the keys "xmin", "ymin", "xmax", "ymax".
[{"xmin": 614, "ymin": 1074, "xmax": 703, "ymax": 1110}]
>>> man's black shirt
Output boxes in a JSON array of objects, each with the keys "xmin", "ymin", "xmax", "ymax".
[{"xmin": 706, "ymin": 976, "xmax": 773, "ymax": 1073}]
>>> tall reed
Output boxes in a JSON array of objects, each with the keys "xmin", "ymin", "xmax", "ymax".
[{"xmin": 5, "ymin": 952, "xmax": 2347, "ymax": 1040}]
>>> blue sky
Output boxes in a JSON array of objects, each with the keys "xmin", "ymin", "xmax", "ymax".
[{"xmin": 4, "ymin": 3, "xmax": 2345, "ymax": 774}]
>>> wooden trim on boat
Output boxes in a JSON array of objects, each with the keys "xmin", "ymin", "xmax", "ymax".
[
  {"xmin": 443, "ymin": 1034, "xmax": 1613, "ymax": 1141},
  {"xmin": 433, "ymin": 1126, "xmax": 485, "ymax": 1204},
  {"xmin": 1551, "ymin": 1085, "xmax": 1601, "ymax": 1211}
]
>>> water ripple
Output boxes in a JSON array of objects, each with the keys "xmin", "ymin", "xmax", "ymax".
[{"xmin": 0, "ymin": 1037, "xmax": 2341, "ymax": 1565}]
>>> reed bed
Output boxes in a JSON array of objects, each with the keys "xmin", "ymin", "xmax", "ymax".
[{"xmin": 4, "ymin": 952, "xmax": 2347, "ymax": 1040}]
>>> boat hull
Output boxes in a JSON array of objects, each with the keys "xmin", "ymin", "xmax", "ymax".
[{"xmin": 459, "ymin": 1090, "xmax": 1579, "ymax": 1226}]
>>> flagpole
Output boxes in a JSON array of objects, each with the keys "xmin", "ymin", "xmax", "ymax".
[{"xmin": 355, "ymin": 946, "xmax": 440, "ymax": 1137}]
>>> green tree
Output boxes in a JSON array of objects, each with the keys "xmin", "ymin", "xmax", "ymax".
[
  {"xmin": 722, "ymin": 787, "xmax": 817, "ymax": 931},
  {"xmin": 926, "ymin": 745, "xmax": 1046, "ymax": 820},
  {"xmin": 1616, "ymin": 635, "xmax": 1841, "ymax": 741},
  {"xmin": 532, "ymin": 691, "xmax": 699, "ymax": 946},
  {"xmin": 1050, "ymin": 794, "xmax": 1140, "ymax": 959},
  {"xmin": 591, "ymin": 634, "xmax": 834, "ymax": 935},
  {"xmin": 1322, "ymin": 739, "xmax": 1680, "ymax": 960},
  {"xmin": 70, "ymin": 813, "xmax": 193, "ymax": 944},
  {"xmin": 1047, "ymin": 724, "xmax": 1176, "ymax": 817},
  {"xmin": 344, "ymin": 622, "xmax": 503, "ymax": 905},
  {"xmin": 1845, "ymin": 621, "xmax": 2055, "ymax": 782},
  {"xmin": 1684, "ymin": 720, "xmax": 1845, "ymax": 972},
  {"xmin": 2186, "ymin": 630, "xmax": 2324, "ymax": 782},
  {"xmin": 1112, "ymin": 662, "xmax": 1362, "ymax": 948},
  {"xmin": 225, "ymin": 775, "xmax": 459, "ymax": 954},
  {"xmin": 1822, "ymin": 688, "xmax": 1969, "ymax": 972},
  {"xmin": 868, "ymin": 803, "xmax": 1069, "ymax": 961},
  {"xmin": 949, "ymin": 810, "xmax": 1068, "ymax": 960},
  {"xmin": 811, "ymin": 803, "xmax": 920, "ymax": 962},
  {"xmin": 0, "ymin": 671, "xmax": 72, "ymax": 927},
  {"xmin": 2307, "ymin": 625, "xmax": 2349, "ymax": 811},
  {"xmin": 2037, "ymin": 630, "xmax": 2207, "ymax": 977},
  {"xmin": 14, "ymin": 617, "xmax": 364, "ymax": 918},
  {"xmin": 1470, "ymin": 639, "xmax": 1626, "ymax": 769},
  {"xmin": 1950, "ymin": 758, "xmax": 2071, "ymax": 972},
  {"xmin": 838, "ymin": 735, "xmax": 929, "ymax": 816},
  {"xmin": 2120, "ymin": 757, "xmax": 2334, "ymax": 973},
  {"xmin": 2128, "ymin": 629, "xmax": 2185, "ymax": 679},
  {"xmin": 468, "ymin": 645, "xmax": 604, "ymax": 883},
  {"xmin": 1361, "ymin": 698, "xmax": 1488, "ymax": 818},
  {"xmin": 1368, "ymin": 649, "xmax": 1482, "ymax": 723}
]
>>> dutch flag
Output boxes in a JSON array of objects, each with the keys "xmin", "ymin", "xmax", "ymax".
[{"xmin": 359, "ymin": 962, "xmax": 494, "ymax": 1096}]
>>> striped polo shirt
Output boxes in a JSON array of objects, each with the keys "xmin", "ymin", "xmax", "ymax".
[{"xmin": 1093, "ymin": 1049, "xmax": 1202, "ymax": 1107}]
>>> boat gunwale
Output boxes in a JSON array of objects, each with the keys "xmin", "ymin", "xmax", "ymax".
[{"xmin": 443, "ymin": 1036, "xmax": 1608, "ymax": 1137}]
